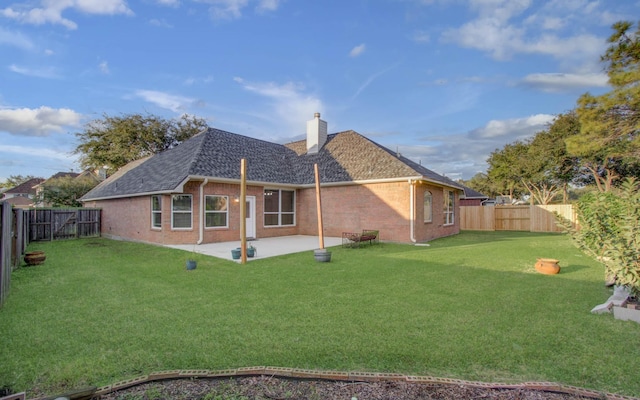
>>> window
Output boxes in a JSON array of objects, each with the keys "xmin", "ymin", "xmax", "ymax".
[
  {"xmin": 443, "ymin": 190, "xmax": 454, "ymax": 225},
  {"xmin": 151, "ymin": 195, "xmax": 162, "ymax": 229},
  {"xmin": 423, "ymin": 191, "xmax": 432, "ymax": 223},
  {"xmin": 172, "ymin": 194, "xmax": 192, "ymax": 229},
  {"xmin": 264, "ymin": 189, "xmax": 295, "ymax": 226},
  {"xmin": 205, "ymin": 195, "xmax": 228, "ymax": 228}
]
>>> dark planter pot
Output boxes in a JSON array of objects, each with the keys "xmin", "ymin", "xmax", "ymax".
[
  {"xmin": 314, "ymin": 249, "xmax": 332, "ymax": 263},
  {"xmin": 186, "ymin": 260, "xmax": 197, "ymax": 270},
  {"xmin": 247, "ymin": 248, "xmax": 255, "ymax": 258},
  {"xmin": 24, "ymin": 251, "xmax": 46, "ymax": 266},
  {"xmin": 231, "ymin": 248, "xmax": 241, "ymax": 260}
]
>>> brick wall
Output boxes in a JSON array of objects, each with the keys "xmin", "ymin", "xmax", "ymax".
[{"xmin": 86, "ymin": 179, "xmax": 459, "ymax": 245}]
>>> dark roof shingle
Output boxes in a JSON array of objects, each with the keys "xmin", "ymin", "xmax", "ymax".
[{"xmin": 82, "ymin": 128, "xmax": 461, "ymax": 201}]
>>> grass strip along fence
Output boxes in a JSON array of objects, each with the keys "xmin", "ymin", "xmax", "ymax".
[{"xmin": 0, "ymin": 231, "xmax": 639, "ymax": 398}]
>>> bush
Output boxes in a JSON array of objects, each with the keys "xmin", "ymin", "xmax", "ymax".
[{"xmin": 567, "ymin": 178, "xmax": 640, "ymax": 296}]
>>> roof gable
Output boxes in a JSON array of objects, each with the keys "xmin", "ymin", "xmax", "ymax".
[{"xmin": 5, "ymin": 178, "xmax": 45, "ymax": 195}]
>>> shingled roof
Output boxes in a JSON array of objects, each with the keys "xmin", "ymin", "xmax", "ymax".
[{"xmin": 82, "ymin": 128, "xmax": 461, "ymax": 201}]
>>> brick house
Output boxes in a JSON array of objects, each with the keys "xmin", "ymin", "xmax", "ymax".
[{"xmin": 81, "ymin": 114, "xmax": 463, "ymax": 245}]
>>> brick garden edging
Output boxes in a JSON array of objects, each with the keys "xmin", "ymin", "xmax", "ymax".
[{"xmin": 15, "ymin": 367, "xmax": 640, "ymax": 400}]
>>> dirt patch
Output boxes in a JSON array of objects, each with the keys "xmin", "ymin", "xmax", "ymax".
[{"xmin": 98, "ymin": 376, "xmax": 599, "ymax": 400}]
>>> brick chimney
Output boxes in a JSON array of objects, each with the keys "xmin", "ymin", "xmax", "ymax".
[{"xmin": 306, "ymin": 112, "xmax": 327, "ymax": 154}]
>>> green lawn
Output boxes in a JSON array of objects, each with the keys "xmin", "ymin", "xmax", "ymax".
[{"xmin": 1, "ymin": 231, "xmax": 639, "ymax": 398}]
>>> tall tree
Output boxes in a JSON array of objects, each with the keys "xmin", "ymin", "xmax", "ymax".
[
  {"xmin": 36, "ymin": 175, "xmax": 99, "ymax": 207},
  {"xmin": 74, "ymin": 113, "xmax": 208, "ymax": 172},
  {"xmin": 461, "ymin": 173, "xmax": 500, "ymax": 198},
  {"xmin": 523, "ymin": 113, "xmax": 581, "ymax": 204},
  {"xmin": 486, "ymin": 142, "xmax": 528, "ymax": 200},
  {"xmin": 567, "ymin": 21, "xmax": 640, "ymax": 192}
]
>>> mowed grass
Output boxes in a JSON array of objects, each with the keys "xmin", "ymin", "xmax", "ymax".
[{"xmin": 1, "ymin": 231, "xmax": 639, "ymax": 397}]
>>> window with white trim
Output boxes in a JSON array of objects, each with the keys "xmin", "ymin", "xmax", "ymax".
[
  {"xmin": 205, "ymin": 195, "xmax": 228, "ymax": 228},
  {"xmin": 443, "ymin": 190, "xmax": 454, "ymax": 225},
  {"xmin": 151, "ymin": 195, "xmax": 162, "ymax": 229},
  {"xmin": 172, "ymin": 194, "xmax": 192, "ymax": 229},
  {"xmin": 264, "ymin": 189, "xmax": 295, "ymax": 226},
  {"xmin": 423, "ymin": 191, "xmax": 432, "ymax": 223}
]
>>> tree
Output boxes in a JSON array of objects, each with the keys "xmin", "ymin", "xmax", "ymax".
[
  {"xmin": 460, "ymin": 173, "xmax": 500, "ymax": 198},
  {"xmin": 36, "ymin": 175, "xmax": 99, "ymax": 207},
  {"xmin": 0, "ymin": 175, "xmax": 40, "ymax": 189},
  {"xmin": 567, "ymin": 21, "xmax": 640, "ymax": 192},
  {"xmin": 74, "ymin": 113, "xmax": 208, "ymax": 172},
  {"xmin": 486, "ymin": 142, "xmax": 528, "ymax": 200},
  {"xmin": 520, "ymin": 113, "xmax": 581, "ymax": 204}
]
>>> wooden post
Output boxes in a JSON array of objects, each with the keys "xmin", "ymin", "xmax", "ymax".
[
  {"xmin": 314, "ymin": 163, "xmax": 324, "ymax": 249},
  {"xmin": 240, "ymin": 159, "xmax": 247, "ymax": 264}
]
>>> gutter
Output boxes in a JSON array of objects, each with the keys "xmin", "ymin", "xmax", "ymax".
[
  {"xmin": 409, "ymin": 179, "xmax": 416, "ymax": 243},
  {"xmin": 197, "ymin": 178, "xmax": 209, "ymax": 245}
]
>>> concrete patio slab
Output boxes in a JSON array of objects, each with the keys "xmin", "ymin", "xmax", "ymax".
[{"xmin": 166, "ymin": 235, "xmax": 342, "ymax": 262}]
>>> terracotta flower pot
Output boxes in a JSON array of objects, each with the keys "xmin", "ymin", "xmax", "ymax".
[
  {"xmin": 24, "ymin": 251, "xmax": 46, "ymax": 266},
  {"xmin": 535, "ymin": 258, "xmax": 560, "ymax": 275}
]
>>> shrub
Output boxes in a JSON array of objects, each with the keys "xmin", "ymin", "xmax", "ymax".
[{"xmin": 566, "ymin": 178, "xmax": 640, "ymax": 296}]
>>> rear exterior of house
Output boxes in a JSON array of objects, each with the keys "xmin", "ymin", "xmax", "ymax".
[{"xmin": 81, "ymin": 114, "xmax": 462, "ymax": 245}]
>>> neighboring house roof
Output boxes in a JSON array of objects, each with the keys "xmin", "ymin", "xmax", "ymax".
[
  {"xmin": 82, "ymin": 128, "xmax": 462, "ymax": 201},
  {"xmin": 3, "ymin": 196, "xmax": 35, "ymax": 207},
  {"xmin": 459, "ymin": 185, "xmax": 489, "ymax": 200},
  {"xmin": 47, "ymin": 172, "xmax": 80, "ymax": 180},
  {"xmin": 3, "ymin": 178, "xmax": 45, "ymax": 197}
]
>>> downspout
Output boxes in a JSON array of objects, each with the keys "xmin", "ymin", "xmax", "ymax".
[
  {"xmin": 197, "ymin": 178, "xmax": 209, "ymax": 245},
  {"xmin": 409, "ymin": 179, "xmax": 417, "ymax": 243}
]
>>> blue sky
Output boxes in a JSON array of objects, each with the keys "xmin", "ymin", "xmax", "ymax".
[{"xmin": 0, "ymin": 0, "xmax": 636, "ymax": 183}]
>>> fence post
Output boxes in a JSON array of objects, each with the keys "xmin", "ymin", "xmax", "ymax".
[{"xmin": 0, "ymin": 202, "xmax": 14, "ymax": 308}]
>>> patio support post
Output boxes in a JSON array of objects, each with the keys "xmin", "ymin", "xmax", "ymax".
[
  {"xmin": 240, "ymin": 159, "xmax": 247, "ymax": 264},
  {"xmin": 314, "ymin": 163, "xmax": 324, "ymax": 249}
]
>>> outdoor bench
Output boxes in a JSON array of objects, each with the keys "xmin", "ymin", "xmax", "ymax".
[{"xmin": 342, "ymin": 229, "xmax": 379, "ymax": 248}]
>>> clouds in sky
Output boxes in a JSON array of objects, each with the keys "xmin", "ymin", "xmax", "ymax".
[
  {"xmin": 349, "ymin": 44, "xmax": 366, "ymax": 58},
  {"xmin": 233, "ymin": 77, "xmax": 323, "ymax": 136},
  {"xmin": 0, "ymin": 0, "xmax": 631, "ymax": 181},
  {"xmin": 133, "ymin": 90, "xmax": 197, "ymax": 113},
  {"xmin": 0, "ymin": 106, "xmax": 82, "ymax": 136},
  {"xmin": 1, "ymin": 0, "xmax": 133, "ymax": 30},
  {"xmin": 441, "ymin": 0, "xmax": 606, "ymax": 70}
]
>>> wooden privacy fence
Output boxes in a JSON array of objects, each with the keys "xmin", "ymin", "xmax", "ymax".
[
  {"xmin": 27, "ymin": 208, "xmax": 101, "ymax": 241},
  {"xmin": 460, "ymin": 204, "xmax": 577, "ymax": 232},
  {"xmin": 0, "ymin": 206, "xmax": 101, "ymax": 308}
]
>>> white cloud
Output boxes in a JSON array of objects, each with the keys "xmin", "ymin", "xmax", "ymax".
[
  {"xmin": 0, "ymin": 106, "xmax": 82, "ymax": 136},
  {"xmin": 521, "ymin": 72, "xmax": 608, "ymax": 92},
  {"xmin": 205, "ymin": 0, "xmax": 249, "ymax": 19},
  {"xmin": 440, "ymin": 0, "xmax": 607, "ymax": 67},
  {"xmin": 233, "ymin": 77, "xmax": 322, "ymax": 134},
  {"xmin": 99, "ymin": 61, "xmax": 110, "ymax": 74},
  {"xmin": 0, "ymin": 27, "xmax": 34, "ymax": 49},
  {"xmin": 412, "ymin": 30, "xmax": 430, "ymax": 43},
  {"xmin": 349, "ymin": 43, "xmax": 366, "ymax": 58},
  {"xmin": 257, "ymin": 0, "xmax": 280, "ymax": 12},
  {"xmin": 134, "ymin": 89, "xmax": 196, "ymax": 112},
  {"xmin": 200, "ymin": 0, "xmax": 280, "ymax": 20},
  {"xmin": 155, "ymin": 0, "xmax": 180, "ymax": 6},
  {"xmin": 9, "ymin": 64, "xmax": 59, "ymax": 79},
  {"xmin": 149, "ymin": 18, "xmax": 173, "ymax": 28},
  {"xmin": 0, "ymin": 144, "xmax": 75, "ymax": 162},
  {"xmin": 1, "ymin": 0, "xmax": 133, "ymax": 30},
  {"xmin": 470, "ymin": 114, "xmax": 554, "ymax": 139}
]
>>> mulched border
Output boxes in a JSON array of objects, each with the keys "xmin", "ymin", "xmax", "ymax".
[{"xmin": 19, "ymin": 367, "xmax": 640, "ymax": 400}]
